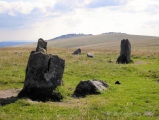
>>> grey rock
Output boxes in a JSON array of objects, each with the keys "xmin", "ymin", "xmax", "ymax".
[
  {"xmin": 36, "ymin": 38, "xmax": 47, "ymax": 53},
  {"xmin": 87, "ymin": 53, "xmax": 94, "ymax": 58},
  {"xmin": 18, "ymin": 41, "xmax": 65, "ymax": 102},
  {"xmin": 72, "ymin": 48, "xmax": 81, "ymax": 55},
  {"xmin": 73, "ymin": 79, "xmax": 108, "ymax": 97}
]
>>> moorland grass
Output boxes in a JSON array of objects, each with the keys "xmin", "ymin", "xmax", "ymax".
[{"xmin": 0, "ymin": 47, "xmax": 159, "ymax": 120}]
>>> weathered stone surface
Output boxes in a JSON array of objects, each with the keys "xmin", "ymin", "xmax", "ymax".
[
  {"xmin": 117, "ymin": 39, "xmax": 131, "ymax": 64},
  {"xmin": 18, "ymin": 51, "xmax": 65, "ymax": 102},
  {"xmin": 73, "ymin": 79, "xmax": 108, "ymax": 97},
  {"xmin": 72, "ymin": 48, "xmax": 81, "ymax": 55},
  {"xmin": 87, "ymin": 53, "xmax": 94, "ymax": 58},
  {"xmin": 36, "ymin": 38, "xmax": 47, "ymax": 53}
]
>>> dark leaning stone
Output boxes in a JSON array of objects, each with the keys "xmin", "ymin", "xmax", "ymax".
[
  {"xmin": 117, "ymin": 39, "xmax": 131, "ymax": 64},
  {"xmin": 73, "ymin": 79, "xmax": 108, "ymax": 97},
  {"xmin": 72, "ymin": 48, "xmax": 81, "ymax": 55}
]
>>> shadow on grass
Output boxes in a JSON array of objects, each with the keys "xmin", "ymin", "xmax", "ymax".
[
  {"xmin": 0, "ymin": 92, "xmax": 63, "ymax": 106},
  {"xmin": 0, "ymin": 96, "xmax": 18, "ymax": 106}
]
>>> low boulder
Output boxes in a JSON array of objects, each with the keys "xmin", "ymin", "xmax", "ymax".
[
  {"xmin": 73, "ymin": 79, "xmax": 108, "ymax": 97},
  {"xmin": 87, "ymin": 53, "xmax": 94, "ymax": 58}
]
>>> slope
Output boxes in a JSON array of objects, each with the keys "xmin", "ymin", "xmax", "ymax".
[{"xmin": 20, "ymin": 33, "xmax": 159, "ymax": 50}]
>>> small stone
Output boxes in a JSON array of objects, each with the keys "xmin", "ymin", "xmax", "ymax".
[
  {"xmin": 115, "ymin": 81, "xmax": 121, "ymax": 84},
  {"xmin": 72, "ymin": 48, "xmax": 81, "ymax": 55},
  {"xmin": 87, "ymin": 53, "xmax": 94, "ymax": 58}
]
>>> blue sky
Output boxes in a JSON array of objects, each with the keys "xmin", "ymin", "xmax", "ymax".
[{"xmin": 0, "ymin": 0, "xmax": 159, "ymax": 41}]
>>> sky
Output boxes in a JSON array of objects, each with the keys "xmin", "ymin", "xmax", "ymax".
[{"xmin": 0, "ymin": 0, "xmax": 159, "ymax": 41}]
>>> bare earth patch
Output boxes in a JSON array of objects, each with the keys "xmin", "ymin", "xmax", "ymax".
[
  {"xmin": 134, "ymin": 61, "xmax": 145, "ymax": 64},
  {"xmin": 0, "ymin": 89, "xmax": 21, "ymax": 98}
]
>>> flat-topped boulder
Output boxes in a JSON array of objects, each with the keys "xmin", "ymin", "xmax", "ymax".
[{"xmin": 73, "ymin": 79, "xmax": 108, "ymax": 97}]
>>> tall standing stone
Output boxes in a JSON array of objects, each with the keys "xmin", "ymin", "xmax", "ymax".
[
  {"xmin": 18, "ymin": 39, "xmax": 65, "ymax": 101},
  {"xmin": 117, "ymin": 39, "xmax": 131, "ymax": 64}
]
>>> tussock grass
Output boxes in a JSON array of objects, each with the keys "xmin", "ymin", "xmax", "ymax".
[{"xmin": 0, "ymin": 47, "xmax": 159, "ymax": 120}]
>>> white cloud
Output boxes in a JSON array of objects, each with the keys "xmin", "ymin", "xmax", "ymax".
[
  {"xmin": 0, "ymin": 0, "xmax": 57, "ymax": 15},
  {"xmin": 122, "ymin": 0, "xmax": 159, "ymax": 13},
  {"xmin": 0, "ymin": 0, "xmax": 159, "ymax": 41},
  {"xmin": 0, "ymin": 1, "xmax": 33, "ymax": 15}
]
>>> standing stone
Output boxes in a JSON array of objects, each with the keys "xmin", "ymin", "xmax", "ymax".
[
  {"xmin": 117, "ymin": 39, "xmax": 131, "ymax": 64},
  {"xmin": 18, "ymin": 40, "xmax": 65, "ymax": 102},
  {"xmin": 73, "ymin": 79, "xmax": 108, "ymax": 97},
  {"xmin": 36, "ymin": 38, "xmax": 47, "ymax": 53},
  {"xmin": 72, "ymin": 48, "xmax": 81, "ymax": 55}
]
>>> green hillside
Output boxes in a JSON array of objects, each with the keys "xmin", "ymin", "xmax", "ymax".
[{"xmin": 0, "ymin": 47, "xmax": 159, "ymax": 119}]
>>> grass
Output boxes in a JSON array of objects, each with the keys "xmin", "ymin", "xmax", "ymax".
[{"xmin": 0, "ymin": 47, "xmax": 159, "ymax": 120}]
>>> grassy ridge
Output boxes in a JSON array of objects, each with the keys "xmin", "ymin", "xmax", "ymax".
[
  {"xmin": 19, "ymin": 33, "xmax": 159, "ymax": 50},
  {"xmin": 47, "ymin": 33, "xmax": 159, "ymax": 50},
  {"xmin": 0, "ymin": 47, "xmax": 159, "ymax": 120}
]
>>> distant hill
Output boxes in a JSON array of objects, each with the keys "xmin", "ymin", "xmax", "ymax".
[
  {"xmin": 18, "ymin": 33, "xmax": 159, "ymax": 50},
  {"xmin": 0, "ymin": 41, "xmax": 32, "ymax": 48},
  {"xmin": 50, "ymin": 33, "xmax": 92, "ymax": 40},
  {"xmin": 47, "ymin": 33, "xmax": 159, "ymax": 50}
]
